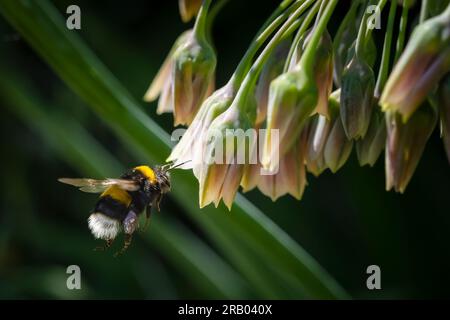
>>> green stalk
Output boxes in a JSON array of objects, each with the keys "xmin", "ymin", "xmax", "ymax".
[
  {"xmin": 394, "ymin": 1, "xmax": 409, "ymax": 63},
  {"xmin": 333, "ymin": 0, "xmax": 360, "ymax": 48},
  {"xmin": 0, "ymin": 0, "xmax": 348, "ymax": 299},
  {"xmin": 207, "ymin": 0, "xmax": 229, "ymax": 30},
  {"xmin": 299, "ymin": 0, "xmax": 339, "ymax": 75},
  {"xmin": 420, "ymin": 0, "xmax": 429, "ymax": 23},
  {"xmin": 375, "ymin": 0, "xmax": 397, "ymax": 97},
  {"xmin": 232, "ymin": 0, "xmax": 304, "ymax": 85},
  {"xmin": 356, "ymin": 0, "xmax": 388, "ymax": 58},
  {"xmin": 234, "ymin": 0, "xmax": 316, "ymax": 111},
  {"xmin": 193, "ymin": 0, "xmax": 212, "ymax": 42},
  {"xmin": 283, "ymin": 0, "xmax": 321, "ymax": 72}
]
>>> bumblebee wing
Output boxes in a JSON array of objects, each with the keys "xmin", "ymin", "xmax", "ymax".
[{"xmin": 58, "ymin": 178, "xmax": 140, "ymax": 193}]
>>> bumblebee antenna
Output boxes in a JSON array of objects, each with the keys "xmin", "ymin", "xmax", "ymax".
[{"xmin": 164, "ymin": 160, "xmax": 191, "ymax": 172}]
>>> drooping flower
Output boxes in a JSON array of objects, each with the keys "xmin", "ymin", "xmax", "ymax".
[
  {"xmin": 172, "ymin": 31, "xmax": 216, "ymax": 125},
  {"xmin": 262, "ymin": 67, "xmax": 318, "ymax": 171},
  {"xmin": 324, "ymin": 113, "xmax": 353, "ymax": 174},
  {"xmin": 198, "ymin": 96, "xmax": 256, "ymax": 210},
  {"xmin": 303, "ymin": 115, "xmax": 330, "ymax": 177},
  {"xmin": 356, "ymin": 103, "xmax": 386, "ymax": 167},
  {"xmin": 333, "ymin": 0, "xmax": 359, "ymax": 86},
  {"xmin": 340, "ymin": 55, "xmax": 375, "ymax": 140},
  {"xmin": 323, "ymin": 90, "xmax": 353, "ymax": 173},
  {"xmin": 380, "ymin": 5, "xmax": 450, "ymax": 122},
  {"xmin": 168, "ymin": 81, "xmax": 236, "ymax": 176},
  {"xmin": 385, "ymin": 104, "xmax": 438, "ymax": 193},
  {"xmin": 240, "ymin": 123, "xmax": 307, "ymax": 201},
  {"xmin": 145, "ymin": 0, "xmax": 216, "ymax": 126},
  {"xmin": 288, "ymin": 29, "xmax": 334, "ymax": 118},
  {"xmin": 303, "ymin": 90, "xmax": 353, "ymax": 175},
  {"xmin": 257, "ymin": 135, "xmax": 307, "ymax": 201},
  {"xmin": 254, "ymin": 40, "xmax": 290, "ymax": 125},
  {"xmin": 143, "ymin": 30, "xmax": 192, "ymax": 114}
]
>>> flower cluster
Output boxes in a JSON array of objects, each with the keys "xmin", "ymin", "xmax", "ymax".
[{"xmin": 145, "ymin": 0, "xmax": 450, "ymax": 209}]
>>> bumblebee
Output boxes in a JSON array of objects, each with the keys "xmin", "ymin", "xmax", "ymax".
[{"xmin": 58, "ymin": 162, "xmax": 184, "ymax": 256}]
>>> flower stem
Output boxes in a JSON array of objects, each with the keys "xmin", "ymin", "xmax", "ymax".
[
  {"xmin": 299, "ymin": 0, "xmax": 339, "ymax": 76},
  {"xmin": 375, "ymin": 0, "xmax": 397, "ymax": 97},
  {"xmin": 193, "ymin": 0, "xmax": 212, "ymax": 42},
  {"xmin": 394, "ymin": 1, "xmax": 409, "ymax": 63},
  {"xmin": 420, "ymin": 0, "xmax": 429, "ymax": 23},
  {"xmin": 232, "ymin": 0, "xmax": 302, "ymax": 85},
  {"xmin": 355, "ymin": 0, "xmax": 388, "ymax": 58},
  {"xmin": 283, "ymin": 1, "xmax": 321, "ymax": 72},
  {"xmin": 233, "ymin": 0, "xmax": 317, "ymax": 112},
  {"xmin": 206, "ymin": 0, "xmax": 230, "ymax": 44}
]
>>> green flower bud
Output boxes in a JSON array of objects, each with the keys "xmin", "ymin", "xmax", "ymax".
[
  {"xmin": 380, "ymin": 6, "xmax": 450, "ymax": 122},
  {"xmin": 356, "ymin": 102, "xmax": 387, "ymax": 167},
  {"xmin": 288, "ymin": 29, "xmax": 333, "ymax": 117},
  {"xmin": 345, "ymin": 34, "xmax": 378, "ymax": 71},
  {"xmin": 199, "ymin": 96, "xmax": 256, "ymax": 210},
  {"xmin": 254, "ymin": 40, "xmax": 290, "ymax": 125},
  {"xmin": 262, "ymin": 68, "xmax": 318, "ymax": 171},
  {"xmin": 340, "ymin": 55, "xmax": 375, "ymax": 140},
  {"xmin": 385, "ymin": 104, "xmax": 438, "ymax": 193},
  {"xmin": 303, "ymin": 91, "xmax": 340, "ymax": 175},
  {"xmin": 303, "ymin": 117, "xmax": 328, "ymax": 177},
  {"xmin": 144, "ymin": 30, "xmax": 192, "ymax": 114},
  {"xmin": 172, "ymin": 32, "xmax": 216, "ymax": 125},
  {"xmin": 257, "ymin": 136, "xmax": 307, "ymax": 201},
  {"xmin": 324, "ymin": 90, "xmax": 353, "ymax": 173},
  {"xmin": 333, "ymin": 1, "xmax": 361, "ymax": 87},
  {"xmin": 168, "ymin": 82, "xmax": 236, "ymax": 177}
]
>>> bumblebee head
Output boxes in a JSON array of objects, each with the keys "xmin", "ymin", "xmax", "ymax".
[
  {"xmin": 155, "ymin": 168, "xmax": 171, "ymax": 193},
  {"xmin": 155, "ymin": 160, "xmax": 190, "ymax": 193}
]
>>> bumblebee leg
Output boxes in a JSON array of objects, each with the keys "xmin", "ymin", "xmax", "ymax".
[
  {"xmin": 113, "ymin": 234, "xmax": 132, "ymax": 257},
  {"xmin": 142, "ymin": 205, "xmax": 152, "ymax": 232},
  {"xmin": 154, "ymin": 193, "xmax": 163, "ymax": 212},
  {"xmin": 93, "ymin": 238, "xmax": 114, "ymax": 251},
  {"xmin": 123, "ymin": 210, "xmax": 139, "ymax": 234},
  {"xmin": 113, "ymin": 211, "xmax": 138, "ymax": 257}
]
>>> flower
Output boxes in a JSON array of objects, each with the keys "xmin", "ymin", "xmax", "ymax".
[
  {"xmin": 288, "ymin": 30, "xmax": 333, "ymax": 118},
  {"xmin": 168, "ymin": 81, "xmax": 236, "ymax": 176},
  {"xmin": 324, "ymin": 112, "xmax": 353, "ymax": 174},
  {"xmin": 172, "ymin": 31, "xmax": 216, "ymax": 125},
  {"xmin": 198, "ymin": 97, "xmax": 256, "ymax": 210},
  {"xmin": 303, "ymin": 90, "xmax": 353, "ymax": 175},
  {"xmin": 356, "ymin": 103, "xmax": 386, "ymax": 167},
  {"xmin": 143, "ymin": 30, "xmax": 192, "ymax": 114},
  {"xmin": 262, "ymin": 67, "xmax": 318, "ymax": 171},
  {"xmin": 380, "ymin": 6, "xmax": 450, "ymax": 122},
  {"xmin": 385, "ymin": 104, "xmax": 438, "ymax": 193},
  {"xmin": 333, "ymin": 1, "xmax": 359, "ymax": 86},
  {"xmin": 340, "ymin": 55, "xmax": 375, "ymax": 140},
  {"xmin": 254, "ymin": 40, "xmax": 290, "ymax": 125},
  {"xmin": 303, "ymin": 115, "xmax": 330, "ymax": 177},
  {"xmin": 178, "ymin": 0, "xmax": 202, "ymax": 22},
  {"xmin": 240, "ymin": 125, "xmax": 307, "ymax": 201},
  {"xmin": 257, "ymin": 135, "xmax": 307, "ymax": 201}
]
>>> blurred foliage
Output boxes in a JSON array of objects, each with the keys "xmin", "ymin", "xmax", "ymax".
[{"xmin": 0, "ymin": 0, "xmax": 449, "ymax": 299}]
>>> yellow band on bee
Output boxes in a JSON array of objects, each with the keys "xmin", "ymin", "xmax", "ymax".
[
  {"xmin": 134, "ymin": 165, "xmax": 157, "ymax": 183},
  {"xmin": 101, "ymin": 185, "xmax": 132, "ymax": 206}
]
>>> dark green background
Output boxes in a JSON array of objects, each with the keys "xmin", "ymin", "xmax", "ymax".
[{"xmin": 0, "ymin": 0, "xmax": 449, "ymax": 299}]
